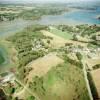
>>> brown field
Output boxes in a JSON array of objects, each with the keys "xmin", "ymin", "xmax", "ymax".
[
  {"xmin": 91, "ymin": 68, "xmax": 100, "ymax": 97},
  {"xmin": 41, "ymin": 30, "xmax": 87, "ymax": 47},
  {"xmin": 41, "ymin": 30, "xmax": 67, "ymax": 47},
  {"xmin": 26, "ymin": 53, "xmax": 64, "ymax": 82}
]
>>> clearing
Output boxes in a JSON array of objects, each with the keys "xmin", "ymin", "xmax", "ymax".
[{"xmin": 49, "ymin": 27, "xmax": 73, "ymax": 40}]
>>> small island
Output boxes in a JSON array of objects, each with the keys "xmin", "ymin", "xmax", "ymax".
[
  {"xmin": 96, "ymin": 15, "xmax": 100, "ymax": 20},
  {"xmin": 98, "ymin": 16, "xmax": 100, "ymax": 20}
]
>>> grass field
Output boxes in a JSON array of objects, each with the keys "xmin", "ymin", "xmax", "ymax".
[
  {"xmin": 30, "ymin": 60, "xmax": 90, "ymax": 100},
  {"xmin": 49, "ymin": 27, "xmax": 73, "ymax": 40}
]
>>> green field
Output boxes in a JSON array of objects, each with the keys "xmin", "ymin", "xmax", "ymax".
[
  {"xmin": 30, "ymin": 61, "xmax": 90, "ymax": 100},
  {"xmin": 49, "ymin": 28, "xmax": 73, "ymax": 40}
]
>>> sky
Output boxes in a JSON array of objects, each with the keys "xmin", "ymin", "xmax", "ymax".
[{"xmin": 0, "ymin": 0, "xmax": 99, "ymax": 3}]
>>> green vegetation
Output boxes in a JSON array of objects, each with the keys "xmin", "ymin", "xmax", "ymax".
[
  {"xmin": 3, "ymin": 83, "xmax": 15, "ymax": 95},
  {"xmin": 0, "ymin": 3, "xmax": 100, "ymax": 100},
  {"xmin": 26, "ymin": 96, "xmax": 35, "ymax": 100},
  {"xmin": 56, "ymin": 25, "xmax": 100, "ymax": 37},
  {"xmin": 76, "ymin": 52, "xmax": 83, "ymax": 60},
  {"xmin": 29, "ymin": 59, "xmax": 90, "ymax": 100},
  {"xmin": 49, "ymin": 28, "xmax": 73, "ymax": 39},
  {"xmin": 0, "ymin": 51, "xmax": 5, "ymax": 64},
  {"xmin": 8, "ymin": 25, "xmax": 47, "ymax": 66},
  {"xmin": 0, "ymin": 4, "xmax": 68, "ymax": 22},
  {"xmin": 93, "ymin": 64, "xmax": 100, "ymax": 70},
  {"xmin": 0, "ymin": 13, "xmax": 18, "ymax": 21},
  {"xmin": 57, "ymin": 25, "xmax": 77, "ymax": 33},
  {"xmin": 2, "ymin": 23, "xmax": 99, "ymax": 100},
  {"xmin": 7, "ymin": 25, "xmax": 51, "ymax": 80},
  {"xmin": 19, "ymin": 7, "xmax": 67, "ymax": 20},
  {"xmin": 76, "ymin": 25, "xmax": 100, "ymax": 36},
  {"xmin": 0, "ymin": 45, "xmax": 6, "ymax": 65}
]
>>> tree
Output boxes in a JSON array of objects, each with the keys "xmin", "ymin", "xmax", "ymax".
[
  {"xmin": 76, "ymin": 52, "xmax": 82, "ymax": 60},
  {"xmin": 47, "ymin": 40, "xmax": 50, "ymax": 44},
  {"xmin": 27, "ymin": 96, "xmax": 35, "ymax": 100}
]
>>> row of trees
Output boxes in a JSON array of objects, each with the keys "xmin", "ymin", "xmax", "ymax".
[{"xmin": 0, "ymin": 13, "xmax": 18, "ymax": 21}]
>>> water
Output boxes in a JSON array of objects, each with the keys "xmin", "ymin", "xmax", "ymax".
[
  {"xmin": 0, "ymin": 19, "xmax": 35, "ymax": 37},
  {"xmin": 37, "ymin": 7, "xmax": 100, "ymax": 25},
  {"xmin": 0, "ymin": 6, "xmax": 100, "ymax": 36}
]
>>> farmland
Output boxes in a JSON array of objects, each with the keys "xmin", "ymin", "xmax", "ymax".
[{"xmin": 49, "ymin": 27, "xmax": 73, "ymax": 40}]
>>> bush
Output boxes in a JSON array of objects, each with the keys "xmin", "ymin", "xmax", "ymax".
[
  {"xmin": 93, "ymin": 64, "xmax": 100, "ymax": 70},
  {"xmin": 26, "ymin": 96, "xmax": 35, "ymax": 100},
  {"xmin": 76, "ymin": 52, "xmax": 82, "ymax": 60}
]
